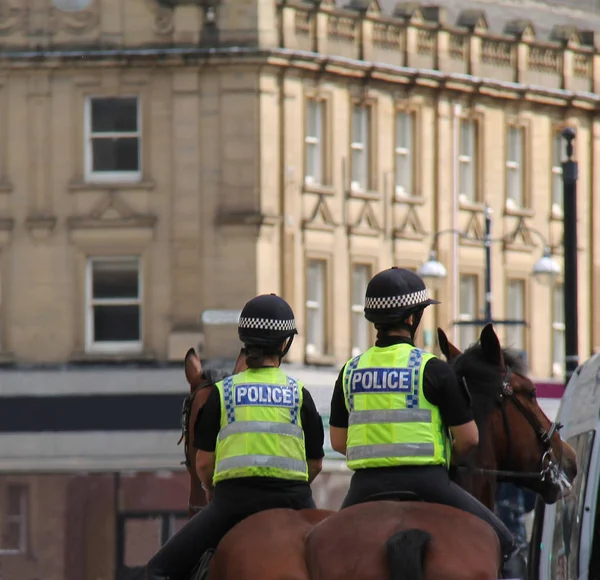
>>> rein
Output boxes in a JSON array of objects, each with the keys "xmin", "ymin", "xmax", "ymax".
[{"xmin": 458, "ymin": 365, "xmax": 570, "ymax": 492}]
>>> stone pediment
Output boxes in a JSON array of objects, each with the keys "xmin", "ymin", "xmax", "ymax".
[
  {"xmin": 456, "ymin": 9, "xmax": 488, "ymax": 33},
  {"xmin": 504, "ymin": 20, "xmax": 535, "ymax": 42},
  {"xmin": 67, "ymin": 191, "xmax": 157, "ymax": 230}
]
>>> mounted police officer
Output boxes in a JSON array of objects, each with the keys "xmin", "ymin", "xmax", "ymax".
[
  {"xmin": 328, "ymin": 267, "xmax": 521, "ymax": 576},
  {"xmin": 146, "ymin": 294, "xmax": 325, "ymax": 580}
]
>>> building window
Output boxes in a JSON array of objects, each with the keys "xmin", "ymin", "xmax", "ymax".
[
  {"xmin": 305, "ymin": 259, "xmax": 327, "ymax": 356},
  {"xmin": 350, "ymin": 104, "xmax": 371, "ymax": 191},
  {"xmin": 351, "ymin": 264, "xmax": 371, "ymax": 357},
  {"xmin": 458, "ymin": 119, "xmax": 478, "ymax": 203},
  {"xmin": 552, "ymin": 131, "xmax": 564, "ymax": 214},
  {"xmin": 86, "ymin": 257, "xmax": 142, "ymax": 353},
  {"xmin": 458, "ymin": 274, "xmax": 478, "ymax": 349},
  {"xmin": 506, "ymin": 125, "xmax": 525, "ymax": 208},
  {"xmin": 305, "ymin": 99, "xmax": 325, "ymax": 185},
  {"xmin": 394, "ymin": 110, "xmax": 414, "ymax": 197},
  {"xmin": 85, "ymin": 97, "xmax": 141, "ymax": 182},
  {"xmin": 506, "ymin": 279, "xmax": 526, "ymax": 352},
  {"xmin": 552, "ymin": 282, "xmax": 565, "ymax": 377},
  {"xmin": 1, "ymin": 485, "xmax": 28, "ymax": 554}
]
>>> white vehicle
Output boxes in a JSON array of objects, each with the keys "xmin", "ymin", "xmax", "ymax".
[{"xmin": 529, "ymin": 352, "xmax": 600, "ymax": 580}]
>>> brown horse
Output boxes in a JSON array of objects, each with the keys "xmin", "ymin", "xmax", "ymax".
[
  {"xmin": 178, "ymin": 347, "xmax": 248, "ymax": 517},
  {"xmin": 299, "ymin": 324, "xmax": 578, "ymax": 579},
  {"xmin": 181, "ymin": 324, "xmax": 578, "ymax": 579},
  {"xmin": 178, "ymin": 347, "xmax": 335, "ymax": 579}
]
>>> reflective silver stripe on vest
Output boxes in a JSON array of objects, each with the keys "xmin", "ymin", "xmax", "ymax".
[
  {"xmin": 349, "ymin": 409, "xmax": 431, "ymax": 426},
  {"xmin": 347, "ymin": 442, "xmax": 435, "ymax": 461},
  {"xmin": 215, "ymin": 454, "xmax": 307, "ymax": 474},
  {"xmin": 218, "ymin": 421, "xmax": 303, "ymax": 441}
]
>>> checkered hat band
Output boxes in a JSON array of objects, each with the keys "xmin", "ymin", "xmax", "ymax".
[
  {"xmin": 238, "ymin": 317, "xmax": 296, "ymax": 332},
  {"xmin": 365, "ymin": 289, "xmax": 429, "ymax": 310}
]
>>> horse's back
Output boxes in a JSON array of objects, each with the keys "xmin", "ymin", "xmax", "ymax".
[
  {"xmin": 305, "ymin": 501, "xmax": 500, "ymax": 580},
  {"xmin": 210, "ymin": 508, "xmax": 334, "ymax": 580}
]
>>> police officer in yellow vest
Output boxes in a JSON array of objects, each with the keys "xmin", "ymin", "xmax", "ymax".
[
  {"xmin": 328, "ymin": 267, "xmax": 519, "ymax": 572},
  {"xmin": 146, "ymin": 294, "xmax": 325, "ymax": 580}
]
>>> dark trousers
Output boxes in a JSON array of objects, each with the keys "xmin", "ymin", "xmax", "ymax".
[
  {"xmin": 145, "ymin": 482, "xmax": 316, "ymax": 580},
  {"xmin": 341, "ymin": 466, "xmax": 516, "ymax": 559}
]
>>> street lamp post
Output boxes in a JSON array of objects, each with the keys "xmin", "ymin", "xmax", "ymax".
[
  {"xmin": 562, "ymin": 127, "xmax": 579, "ymax": 385},
  {"xmin": 418, "ymin": 206, "xmax": 561, "ymax": 336}
]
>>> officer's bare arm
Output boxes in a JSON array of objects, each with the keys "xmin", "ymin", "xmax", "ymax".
[
  {"xmin": 449, "ymin": 421, "xmax": 479, "ymax": 461},
  {"xmin": 196, "ymin": 450, "xmax": 216, "ymax": 497},
  {"xmin": 330, "ymin": 426, "xmax": 348, "ymax": 455},
  {"xmin": 308, "ymin": 458, "xmax": 323, "ymax": 483}
]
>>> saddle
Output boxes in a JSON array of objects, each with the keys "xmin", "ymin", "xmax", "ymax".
[
  {"xmin": 354, "ymin": 491, "xmax": 424, "ymax": 505},
  {"xmin": 189, "ymin": 549, "xmax": 215, "ymax": 580}
]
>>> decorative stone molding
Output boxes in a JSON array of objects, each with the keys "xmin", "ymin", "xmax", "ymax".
[
  {"xmin": 25, "ymin": 215, "xmax": 57, "ymax": 241},
  {"xmin": 66, "ymin": 191, "xmax": 157, "ymax": 230},
  {"xmin": 278, "ymin": 0, "xmax": 600, "ymax": 94},
  {"xmin": 0, "ymin": 0, "xmax": 100, "ymax": 37}
]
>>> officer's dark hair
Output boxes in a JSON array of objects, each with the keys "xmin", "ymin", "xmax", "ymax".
[
  {"xmin": 374, "ymin": 306, "xmax": 426, "ymax": 341},
  {"xmin": 244, "ymin": 341, "xmax": 287, "ymax": 368},
  {"xmin": 245, "ymin": 345, "xmax": 268, "ymax": 368}
]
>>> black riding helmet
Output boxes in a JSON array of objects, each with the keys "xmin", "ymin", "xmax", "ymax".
[
  {"xmin": 238, "ymin": 293, "xmax": 298, "ymax": 356},
  {"xmin": 364, "ymin": 267, "xmax": 440, "ymax": 335}
]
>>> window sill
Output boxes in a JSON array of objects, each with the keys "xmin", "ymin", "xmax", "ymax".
[
  {"xmin": 0, "ymin": 351, "xmax": 15, "ymax": 367},
  {"xmin": 69, "ymin": 179, "xmax": 156, "ymax": 192},
  {"xmin": 303, "ymin": 183, "xmax": 335, "ymax": 196},
  {"xmin": 393, "ymin": 193, "xmax": 426, "ymax": 205},
  {"xmin": 72, "ymin": 349, "xmax": 156, "ymax": 364},
  {"xmin": 458, "ymin": 199, "xmax": 485, "ymax": 212},
  {"xmin": 503, "ymin": 204, "xmax": 535, "ymax": 218},
  {"xmin": 305, "ymin": 353, "xmax": 337, "ymax": 367},
  {"xmin": 346, "ymin": 188, "xmax": 380, "ymax": 200},
  {"xmin": 0, "ymin": 180, "xmax": 13, "ymax": 193}
]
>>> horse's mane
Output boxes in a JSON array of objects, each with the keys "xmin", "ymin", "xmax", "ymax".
[
  {"xmin": 201, "ymin": 366, "xmax": 233, "ymax": 386},
  {"xmin": 450, "ymin": 341, "xmax": 529, "ymax": 425}
]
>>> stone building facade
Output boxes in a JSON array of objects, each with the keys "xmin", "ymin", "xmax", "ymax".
[
  {"xmin": 1, "ymin": 2, "xmax": 600, "ymax": 578},
  {"xmin": 0, "ymin": 0, "xmax": 597, "ymax": 379}
]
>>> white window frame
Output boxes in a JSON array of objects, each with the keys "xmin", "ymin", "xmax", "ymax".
[
  {"xmin": 552, "ymin": 283, "xmax": 565, "ymax": 377},
  {"xmin": 551, "ymin": 132, "xmax": 564, "ymax": 216},
  {"xmin": 84, "ymin": 96, "xmax": 142, "ymax": 183},
  {"xmin": 506, "ymin": 125, "xmax": 524, "ymax": 208},
  {"xmin": 0, "ymin": 484, "xmax": 28, "ymax": 555},
  {"xmin": 394, "ymin": 110, "xmax": 414, "ymax": 198},
  {"xmin": 305, "ymin": 259, "xmax": 327, "ymax": 357},
  {"xmin": 458, "ymin": 119, "xmax": 477, "ymax": 203},
  {"xmin": 458, "ymin": 274, "xmax": 478, "ymax": 350},
  {"xmin": 350, "ymin": 104, "xmax": 371, "ymax": 192},
  {"xmin": 506, "ymin": 278, "xmax": 526, "ymax": 352},
  {"xmin": 304, "ymin": 99, "xmax": 325, "ymax": 185},
  {"xmin": 85, "ymin": 256, "xmax": 143, "ymax": 354},
  {"xmin": 351, "ymin": 263, "xmax": 371, "ymax": 357}
]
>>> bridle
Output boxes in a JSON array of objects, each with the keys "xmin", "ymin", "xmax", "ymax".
[
  {"xmin": 177, "ymin": 378, "xmax": 214, "ymax": 516},
  {"xmin": 458, "ymin": 364, "xmax": 571, "ymax": 493}
]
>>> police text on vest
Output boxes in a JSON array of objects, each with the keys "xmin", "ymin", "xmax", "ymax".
[
  {"xmin": 235, "ymin": 383, "xmax": 296, "ymax": 408},
  {"xmin": 350, "ymin": 367, "xmax": 414, "ymax": 394}
]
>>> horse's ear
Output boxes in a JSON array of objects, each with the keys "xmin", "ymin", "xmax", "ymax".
[
  {"xmin": 480, "ymin": 324, "xmax": 505, "ymax": 368},
  {"xmin": 437, "ymin": 328, "xmax": 462, "ymax": 362},
  {"xmin": 184, "ymin": 347, "xmax": 203, "ymax": 386}
]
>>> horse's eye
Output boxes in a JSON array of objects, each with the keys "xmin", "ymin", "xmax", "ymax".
[{"xmin": 530, "ymin": 389, "xmax": 537, "ymax": 400}]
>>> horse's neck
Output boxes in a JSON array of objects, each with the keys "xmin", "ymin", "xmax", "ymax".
[{"xmin": 456, "ymin": 434, "xmax": 498, "ymax": 511}]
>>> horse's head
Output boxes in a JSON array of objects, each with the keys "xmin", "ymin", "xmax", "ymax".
[
  {"xmin": 437, "ymin": 324, "xmax": 577, "ymax": 506},
  {"xmin": 180, "ymin": 347, "xmax": 247, "ymax": 516}
]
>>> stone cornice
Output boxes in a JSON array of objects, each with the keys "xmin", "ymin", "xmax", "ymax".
[{"xmin": 0, "ymin": 45, "xmax": 596, "ymax": 109}]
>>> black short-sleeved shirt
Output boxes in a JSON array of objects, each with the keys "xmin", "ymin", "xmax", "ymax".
[
  {"xmin": 329, "ymin": 335, "xmax": 473, "ymax": 429},
  {"xmin": 193, "ymin": 373, "xmax": 325, "ymax": 492}
]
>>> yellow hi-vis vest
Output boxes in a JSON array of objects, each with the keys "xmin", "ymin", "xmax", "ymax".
[
  {"xmin": 342, "ymin": 343, "xmax": 451, "ymax": 470},
  {"xmin": 213, "ymin": 367, "xmax": 308, "ymax": 484}
]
